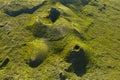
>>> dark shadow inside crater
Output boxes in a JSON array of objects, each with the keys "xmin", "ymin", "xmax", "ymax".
[
  {"xmin": 26, "ymin": 59, "xmax": 43, "ymax": 68},
  {"xmin": 73, "ymin": 45, "xmax": 80, "ymax": 50},
  {"xmin": 4, "ymin": 1, "xmax": 47, "ymax": 17},
  {"xmin": 59, "ymin": 0, "xmax": 90, "ymax": 6},
  {"xmin": 59, "ymin": 73, "xmax": 67, "ymax": 80},
  {"xmin": 47, "ymin": 8, "xmax": 60, "ymax": 22},
  {"xmin": 66, "ymin": 45, "xmax": 89, "ymax": 76}
]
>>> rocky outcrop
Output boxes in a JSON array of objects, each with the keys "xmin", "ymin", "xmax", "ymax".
[{"xmin": 27, "ymin": 21, "xmax": 69, "ymax": 41}]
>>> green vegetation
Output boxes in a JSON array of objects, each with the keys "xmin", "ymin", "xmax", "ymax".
[{"xmin": 0, "ymin": 0, "xmax": 120, "ymax": 80}]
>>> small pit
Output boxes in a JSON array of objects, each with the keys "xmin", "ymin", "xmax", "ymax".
[
  {"xmin": 0, "ymin": 58, "xmax": 10, "ymax": 68},
  {"xmin": 73, "ymin": 45, "xmax": 80, "ymax": 50}
]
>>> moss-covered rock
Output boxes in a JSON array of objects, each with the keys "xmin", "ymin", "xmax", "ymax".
[{"xmin": 25, "ymin": 39, "xmax": 49, "ymax": 68}]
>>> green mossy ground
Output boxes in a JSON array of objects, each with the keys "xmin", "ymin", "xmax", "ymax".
[{"xmin": 0, "ymin": 0, "xmax": 120, "ymax": 80}]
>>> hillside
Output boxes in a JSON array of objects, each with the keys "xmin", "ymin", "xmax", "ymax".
[{"xmin": 0, "ymin": 0, "xmax": 120, "ymax": 80}]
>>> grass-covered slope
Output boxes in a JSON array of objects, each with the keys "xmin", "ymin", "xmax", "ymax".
[{"xmin": 0, "ymin": 0, "xmax": 120, "ymax": 80}]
